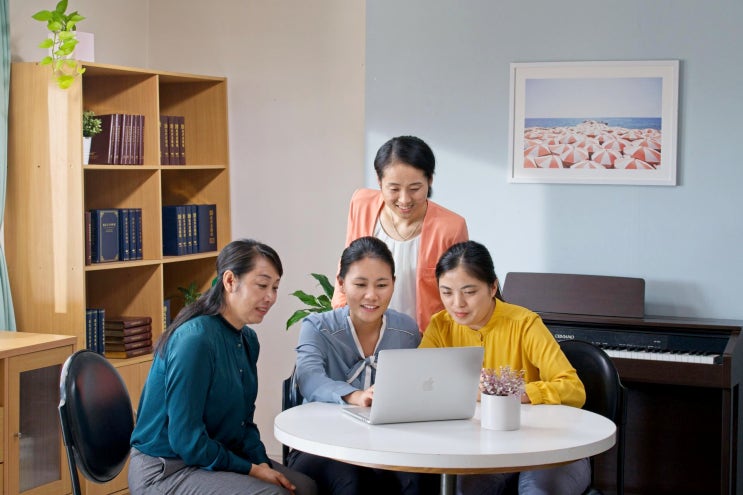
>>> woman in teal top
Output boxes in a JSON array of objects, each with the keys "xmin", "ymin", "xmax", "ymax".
[{"xmin": 129, "ymin": 239, "xmax": 317, "ymax": 495}]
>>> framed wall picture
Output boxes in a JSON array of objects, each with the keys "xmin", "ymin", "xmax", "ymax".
[{"xmin": 508, "ymin": 60, "xmax": 679, "ymax": 185}]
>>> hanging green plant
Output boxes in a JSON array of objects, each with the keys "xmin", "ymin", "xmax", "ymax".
[{"xmin": 32, "ymin": 0, "xmax": 86, "ymax": 89}]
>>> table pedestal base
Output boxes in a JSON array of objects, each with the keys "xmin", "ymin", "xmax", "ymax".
[{"xmin": 441, "ymin": 473, "xmax": 456, "ymax": 495}]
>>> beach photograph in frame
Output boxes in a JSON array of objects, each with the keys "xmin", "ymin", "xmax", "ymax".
[{"xmin": 508, "ymin": 60, "xmax": 679, "ymax": 185}]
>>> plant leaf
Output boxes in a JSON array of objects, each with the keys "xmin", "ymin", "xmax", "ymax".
[
  {"xmin": 32, "ymin": 10, "xmax": 53, "ymax": 21},
  {"xmin": 48, "ymin": 20, "xmax": 63, "ymax": 32},
  {"xmin": 286, "ymin": 310, "xmax": 310, "ymax": 330},
  {"xmin": 289, "ymin": 290, "xmax": 320, "ymax": 307},
  {"xmin": 69, "ymin": 13, "xmax": 85, "ymax": 23},
  {"xmin": 58, "ymin": 30, "xmax": 75, "ymax": 40},
  {"xmin": 55, "ymin": 0, "xmax": 69, "ymax": 15},
  {"xmin": 57, "ymin": 75, "xmax": 75, "ymax": 89},
  {"xmin": 40, "ymin": 56, "xmax": 53, "ymax": 65},
  {"xmin": 311, "ymin": 273, "xmax": 335, "ymax": 299},
  {"xmin": 38, "ymin": 38, "xmax": 54, "ymax": 49},
  {"xmin": 316, "ymin": 294, "xmax": 332, "ymax": 310}
]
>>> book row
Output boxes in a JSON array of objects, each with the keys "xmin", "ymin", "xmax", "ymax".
[
  {"xmin": 85, "ymin": 308, "xmax": 105, "ymax": 354},
  {"xmin": 89, "ymin": 113, "xmax": 145, "ymax": 165},
  {"xmin": 86, "ymin": 208, "xmax": 143, "ymax": 264},
  {"xmin": 163, "ymin": 204, "xmax": 217, "ymax": 256},
  {"xmin": 160, "ymin": 115, "xmax": 186, "ymax": 165}
]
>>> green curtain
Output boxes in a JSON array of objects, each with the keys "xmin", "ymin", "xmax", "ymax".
[{"xmin": 0, "ymin": 0, "xmax": 17, "ymax": 331}]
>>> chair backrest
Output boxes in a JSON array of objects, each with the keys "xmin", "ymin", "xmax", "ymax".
[
  {"xmin": 59, "ymin": 350, "xmax": 135, "ymax": 494},
  {"xmin": 281, "ymin": 366, "xmax": 303, "ymax": 465},
  {"xmin": 559, "ymin": 339, "xmax": 626, "ymax": 495},
  {"xmin": 282, "ymin": 365, "xmax": 303, "ymax": 412},
  {"xmin": 559, "ymin": 339, "xmax": 623, "ymax": 423}
]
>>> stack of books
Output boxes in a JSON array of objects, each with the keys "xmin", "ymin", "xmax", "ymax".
[
  {"xmin": 159, "ymin": 115, "xmax": 186, "ymax": 165},
  {"xmin": 104, "ymin": 316, "xmax": 153, "ymax": 359},
  {"xmin": 162, "ymin": 204, "xmax": 217, "ymax": 255},
  {"xmin": 89, "ymin": 113, "xmax": 145, "ymax": 165}
]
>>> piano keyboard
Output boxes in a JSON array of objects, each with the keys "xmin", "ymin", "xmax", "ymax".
[
  {"xmin": 601, "ymin": 347, "xmax": 719, "ymax": 364},
  {"xmin": 548, "ymin": 325, "xmax": 727, "ymax": 366}
]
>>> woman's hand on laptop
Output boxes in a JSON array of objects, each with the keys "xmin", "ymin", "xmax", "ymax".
[{"xmin": 343, "ymin": 386, "xmax": 374, "ymax": 406}]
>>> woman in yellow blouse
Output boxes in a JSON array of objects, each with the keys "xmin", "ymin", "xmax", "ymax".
[{"xmin": 420, "ymin": 240, "xmax": 589, "ymax": 494}]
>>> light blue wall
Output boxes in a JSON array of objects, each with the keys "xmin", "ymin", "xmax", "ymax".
[{"xmin": 366, "ymin": 0, "xmax": 743, "ymax": 319}]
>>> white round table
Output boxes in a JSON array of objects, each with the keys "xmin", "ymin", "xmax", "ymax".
[{"xmin": 274, "ymin": 402, "xmax": 616, "ymax": 494}]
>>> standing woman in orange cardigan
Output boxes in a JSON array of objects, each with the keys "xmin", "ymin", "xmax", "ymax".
[{"xmin": 331, "ymin": 135, "xmax": 470, "ymax": 331}]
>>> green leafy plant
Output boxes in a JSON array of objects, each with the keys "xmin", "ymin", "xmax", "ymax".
[
  {"xmin": 32, "ymin": 0, "xmax": 86, "ymax": 89},
  {"xmin": 178, "ymin": 282, "xmax": 201, "ymax": 306},
  {"xmin": 286, "ymin": 273, "xmax": 334, "ymax": 330},
  {"xmin": 82, "ymin": 110, "xmax": 101, "ymax": 138}
]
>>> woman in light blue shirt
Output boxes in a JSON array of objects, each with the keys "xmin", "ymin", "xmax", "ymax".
[
  {"xmin": 129, "ymin": 239, "xmax": 316, "ymax": 495},
  {"xmin": 288, "ymin": 236, "xmax": 437, "ymax": 495}
]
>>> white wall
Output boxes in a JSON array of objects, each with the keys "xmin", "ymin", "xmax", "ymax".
[
  {"xmin": 146, "ymin": 0, "xmax": 365, "ymax": 458},
  {"xmin": 9, "ymin": 0, "xmax": 365, "ymax": 459},
  {"xmin": 366, "ymin": 0, "xmax": 743, "ymax": 320}
]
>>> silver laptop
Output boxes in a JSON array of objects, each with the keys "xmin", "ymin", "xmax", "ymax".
[{"xmin": 342, "ymin": 346, "xmax": 484, "ymax": 425}]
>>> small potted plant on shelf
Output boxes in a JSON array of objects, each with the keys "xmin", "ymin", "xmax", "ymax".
[
  {"xmin": 479, "ymin": 365, "xmax": 525, "ymax": 430},
  {"xmin": 32, "ymin": 0, "xmax": 86, "ymax": 89},
  {"xmin": 285, "ymin": 273, "xmax": 334, "ymax": 330},
  {"xmin": 178, "ymin": 282, "xmax": 202, "ymax": 306},
  {"xmin": 82, "ymin": 110, "xmax": 101, "ymax": 164}
]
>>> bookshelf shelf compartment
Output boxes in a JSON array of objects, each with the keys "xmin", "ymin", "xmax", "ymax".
[
  {"xmin": 85, "ymin": 259, "xmax": 162, "ymax": 271},
  {"xmin": 7, "ymin": 61, "xmax": 231, "ymax": 495},
  {"xmin": 162, "ymin": 252, "xmax": 219, "ymax": 263}
]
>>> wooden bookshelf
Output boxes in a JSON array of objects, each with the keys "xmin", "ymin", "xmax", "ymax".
[{"xmin": 5, "ymin": 62, "xmax": 232, "ymax": 493}]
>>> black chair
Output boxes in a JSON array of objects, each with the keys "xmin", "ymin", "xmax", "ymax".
[
  {"xmin": 59, "ymin": 350, "xmax": 135, "ymax": 495},
  {"xmin": 559, "ymin": 340, "xmax": 627, "ymax": 495},
  {"xmin": 281, "ymin": 365, "xmax": 303, "ymax": 465}
]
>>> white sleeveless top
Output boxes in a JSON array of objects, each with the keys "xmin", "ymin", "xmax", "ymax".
[{"xmin": 375, "ymin": 219, "xmax": 419, "ymax": 324}]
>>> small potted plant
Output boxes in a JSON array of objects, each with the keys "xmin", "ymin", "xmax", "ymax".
[
  {"xmin": 285, "ymin": 273, "xmax": 334, "ymax": 329},
  {"xmin": 32, "ymin": 0, "xmax": 86, "ymax": 89},
  {"xmin": 82, "ymin": 110, "xmax": 101, "ymax": 164},
  {"xmin": 479, "ymin": 365, "xmax": 525, "ymax": 430}
]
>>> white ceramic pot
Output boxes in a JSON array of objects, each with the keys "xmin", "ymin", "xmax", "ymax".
[
  {"xmin": 83, "ymin": 136, "xmax": 92, "ymax": 164},
  {"xmin": 480, "ymin": 393, "xmax": 521, "ymax": 430}
]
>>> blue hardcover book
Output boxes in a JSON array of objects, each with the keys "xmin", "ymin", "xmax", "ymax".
[
  {"xmin": 163, "ymin": 205, "xmax": 187, "ymax": 256},
  {"xmin": 184, "ymin": 205, "xmax": 194, "ymax": 254},
  {"xmin": 177, "ymin": 205, "xmax": 187, "ymax": 255},
  {"xmin": 163, "ymin": 298, "xmax": 172, "ymax": 330},
  {"xmin": 119, "ymin": 208, "xmax": 130, "ymax": 261},
  {"xmin": 197, "ymin": 204, "xmax": 217, "ymax": 252},
  {"xmin": 129, "ymin": 209, "xmax": 136, "ymax": 260},
  {"xmin": 86, "ymin": 308, "xmax": 95, "ymax": 351},
  {"xmin": 91, "ymin": 209, "xmax": 120, "ymax": 263},
  {"xmin": 91, "ymin": 308, "xmax": 98, "ymax": 352},
  {"xmin": 97, "ymin": 308, "xmax": 106, "ymax": 354},
  {"xmin": 190, "ymin": 204, "xmax": 198, "ymax": 254},
  {"xmin": 133, "ymin": 208, "xmax": 143, "ymax": 259}
]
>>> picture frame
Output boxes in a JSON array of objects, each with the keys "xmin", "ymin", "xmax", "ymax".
[{"xmin": 508, "ymin": 60, "xmax": 679, "ymax": 186}]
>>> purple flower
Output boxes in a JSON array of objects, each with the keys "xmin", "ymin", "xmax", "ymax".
[{"xmin": 480, "ymin": 366, "xmax": 525, "ymax": 396}]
